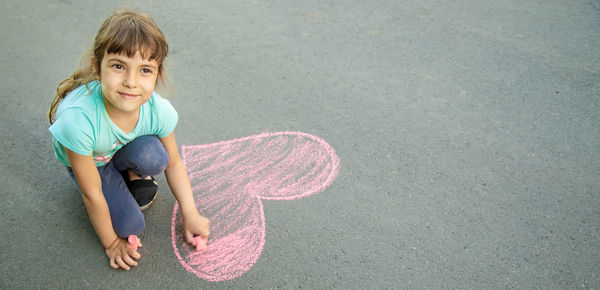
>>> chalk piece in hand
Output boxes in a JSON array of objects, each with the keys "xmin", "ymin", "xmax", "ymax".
[
  {"xmin": 195, "ymin": 236, "xmax": 207, "ymax": 252},
  {"xmin": 128, "ymin": 235, "xmax": 138, "ymax": 251}
]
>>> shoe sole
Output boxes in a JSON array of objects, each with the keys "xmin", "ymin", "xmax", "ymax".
[{"xmin": 139, "ymin": 180, "xmax": 159, "ymax": 211}]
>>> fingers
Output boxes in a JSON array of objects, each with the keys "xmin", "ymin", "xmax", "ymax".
[
  {"xmin": 115, "ymin": 256, "xmax": 131, "ymax": 271},
  {"xmin": 122, "ymin": 254, "xmax": 138, "ymax": 268},
  {"xmin": 111, "ymin": 253, "xmax": 138, "ymax": 271},
  {"xmin": 185, "ymin": 230, "xmax": 196, "ymax": 245},
  {"xmin": 110, "ymin": 256, "xmax": 119, "ymax": 269},
  {"xmin": 196, "ymin": 222, "xmax": 210, "ymax": 238},
  {"xmin": 199, "ymin": 227, "xmax": 210, "ymax": 238},
  {"xmin": 106, "ymin": 239, "xmax": 141, "ymax": 270},
  {"xmin": 183, "ymin": 215, "xmax": 211, "ymax": 245},
  {"xmin": 201, "ymin": 218, "xmax": 211, "ymax": 237},
  {"xmin": 129, "ymin": 249, "xmax": 141, "ymax": 260}
]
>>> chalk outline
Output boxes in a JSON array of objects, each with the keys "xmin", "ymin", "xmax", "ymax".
[{"xmin": 171, "ymin": 131, "xmax": 340, "ymax": 281}]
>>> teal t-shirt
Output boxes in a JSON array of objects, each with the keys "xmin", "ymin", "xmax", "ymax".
[{"xmin": 49, "ymin": 80, "xmax": 178, "ymax": 167}]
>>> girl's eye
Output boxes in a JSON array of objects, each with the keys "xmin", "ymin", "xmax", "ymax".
[
  {"xmin": 142, "ymin": 68, "xmax": 153, "ymax": 74},
  {"xmin": 112, "ymin": 64, "xmax": 124, "ymax": 70}
]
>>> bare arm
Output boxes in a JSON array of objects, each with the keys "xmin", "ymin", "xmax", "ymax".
[
  {"xmin": 65, "ymin": 148, "xmax": 140, "ymax": 270},
  {"xmin": 160, "ymin": 132, "xmax": 210, "ymax": 242},
  {"xmin": 66, "ymin": 148, "xmax": 119, "ymax": 248}
]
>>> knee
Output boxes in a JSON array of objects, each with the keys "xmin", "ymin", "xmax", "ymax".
[
  {"xmin": 133, "ymin": 135, "xmax": 169, "ymax": 175},
  {"xmin": 114, "ymin": 211, "xmax": 145, "ymax": 238}
]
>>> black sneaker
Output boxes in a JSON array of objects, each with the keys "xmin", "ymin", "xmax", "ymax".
[{"xmin": 121, "ymin": 171, "xmax": 159, "ymax": 211}]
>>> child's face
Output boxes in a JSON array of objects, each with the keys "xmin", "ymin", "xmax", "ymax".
[{"xmin": 96, "ymin": 51, "xmax": 159, "ymax": 116}]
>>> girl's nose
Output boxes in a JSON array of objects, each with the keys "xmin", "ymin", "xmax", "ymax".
[{"xmin": 123, "ymin": 71, "xmax": 137, "ymax": 88}]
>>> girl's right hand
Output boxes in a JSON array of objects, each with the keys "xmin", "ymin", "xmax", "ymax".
[{"xmin": 104, "ymin": 237, "xmax": 142, "ymax": 270}]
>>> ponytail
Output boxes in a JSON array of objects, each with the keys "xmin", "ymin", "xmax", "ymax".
[{"xmin": 48, "ymin": 50, "xmax": 97, "ymax": 124}]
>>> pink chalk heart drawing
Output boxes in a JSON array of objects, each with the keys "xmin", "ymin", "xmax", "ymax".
[{"xmin": 171, "ymin": 131, "xmax": 340, "ymax": 282}]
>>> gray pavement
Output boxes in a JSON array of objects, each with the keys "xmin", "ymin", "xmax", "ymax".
[{"xmin": 2, "ymin": 0, "xmax": 599, "ymax": 288}]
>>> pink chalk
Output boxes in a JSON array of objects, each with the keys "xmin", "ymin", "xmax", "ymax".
[
  {"xmin": 195, "ymin": 236, "xmax": 208, "ymax": 252},
  {"xmin": 128, "ymin": 235, "xmax": 138, "ymax": 251}
]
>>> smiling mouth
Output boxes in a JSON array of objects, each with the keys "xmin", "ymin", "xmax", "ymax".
[{"xmin": 119, "ymin": 92, "xmax": 139, "ymax": 99}]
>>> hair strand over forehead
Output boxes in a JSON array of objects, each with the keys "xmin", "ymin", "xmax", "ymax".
[{"xmin": 95, "ymin": 9, "xmax": 168, "ymax": 64}]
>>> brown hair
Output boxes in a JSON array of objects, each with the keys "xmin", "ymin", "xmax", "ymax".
[{"xmin": 48, "ymin": 9, "xmax": 169, "ymax": 124}]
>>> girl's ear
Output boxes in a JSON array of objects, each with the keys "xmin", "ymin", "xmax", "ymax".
[{"xmin": 91, "ymin": 57, "xmax": 100, "ymax": 80}]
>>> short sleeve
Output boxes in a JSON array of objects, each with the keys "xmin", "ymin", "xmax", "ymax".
[
  {"xmin": 49, "ymin": 108, "xmax": 95, "ymax": 156},
  {"xmin": 154, "ymin": 95, "xmax": 179, "ymax": 138}
]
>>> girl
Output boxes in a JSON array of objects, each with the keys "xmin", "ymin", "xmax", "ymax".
[{"xmin": 48, "ymin": 9, "xmax": 210, "ymax": 270}]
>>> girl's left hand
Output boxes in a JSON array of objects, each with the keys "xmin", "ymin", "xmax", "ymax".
[{"xmin": 183, "ymin": 213, "xmax": 210, "ymax": 246}]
